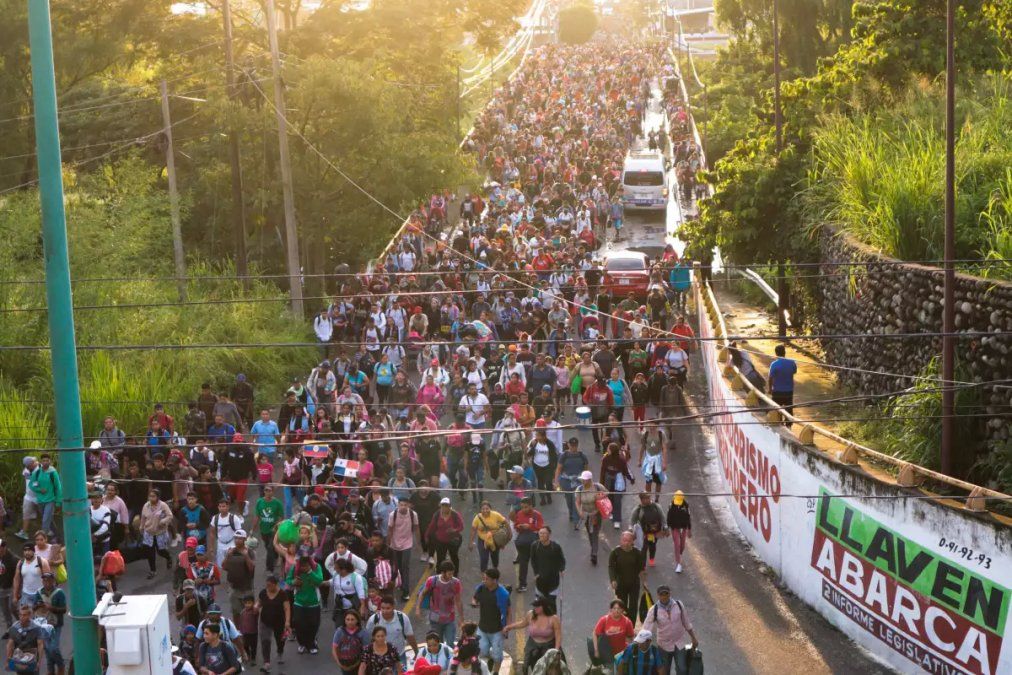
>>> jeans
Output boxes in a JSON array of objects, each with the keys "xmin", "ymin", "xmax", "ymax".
[
  {"xmin": 0, "ymin": 589, "xmax": 13, "ymax": 628},
  {"xmin": 260, "ymin": 621, "xmax": 285, "ymax": 663},
  {"xmin": 532, "ymin": 465, "xmax": 553, "ymax": 504},
  {"xmin": 429, "ymin": 620, "xmax": 457, "ymax": 647},
  {"xmin": 477, "ymin": 539, "xmax": 499, "ymax": 572},
  {"xmin": 615, "ymin": 584, "xmax": 639, "ymax": 621},
  {"xmin": 477, "ymin": 628, "xmax": 504, "ymax": 664},
  {"xmin": 584, "ymin": 514, "xmax": 601, "ymax": 558},
  {"xmin": 432, "ymin": 541, "xmax": 460, "ymax": 575},
  {"xmin": 515, "ymin": 535, "xmax": 535, "ymax": 586},
  {"xmin": 265, "ymin": 535, "xmax": 279, "ymax": 571},
  {"xmin": 392, "ymin": 548, "xmax": 412, "ymax": 595},
  {"xmin": 292, "ymin": 604, "xmax": 321, "ymax": 650},
  {"xmin": 41, "ymin": 502, "xmax": 56, "ymax": 536},
  {"xmin": 559, "ymin": 476, "xmax": 580, "ymax": 524},
  {"xmin": 283, "ymin": 486, "xmax": 305, "ymax": 518},
  {"xmin": 447, "ymin": 454, "xmax": 466, "ymax": 490},
  {"xmin": 467, "ymin": 465, "xmax": 484, "ymax": 504},
  {"xmin": 44, "ymin": 625, "xmax": 63, "ymax": 673}
]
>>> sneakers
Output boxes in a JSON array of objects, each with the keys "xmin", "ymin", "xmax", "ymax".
[
  {"xmin": 676, "ymin": 563, "xmax": 683, "ymax": 573},
  {"xmin": 309, "ymin": 647, "xmax": 319, "ymax": 655},
  {"xmin": 401, "ymin": 593, "xmax": 410, "ymax": 602},
  {"xmin": 14, "ymin": 531, "xmax": 28, "ymax": 540},
  {"xmin": 517, "ymin": 585, "xmax": 527, "ymax": 592},
  {"xmin": 613, "ymin": 521, "xmax": 621, "ymax": 530},
  {"xmin": 648, "ymin": 558, "xmax": 656, "ymax": 567},
  {"xmin": 573, "ymin": 521, "xmax": 580, "ymax": 531},
  {"xmin": 297, "ymin": 646, "xmax": 307, "ymax": 655},
  {"xmin": 261, "ymin": 665, "xmax": 270, "ymax": 673},
  {"xmin": 590, "ymin": 555, "xmax": 598, "ymax": 565}
]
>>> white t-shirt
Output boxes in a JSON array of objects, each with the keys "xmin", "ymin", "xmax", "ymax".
[
  {"xmin": 665, "ymin": 349, "xmax": 689, "ymax": 371},
  {"xmin": 211, "ymin": 513, "xmax": 243, "ymax": 547},
  {"xmin": 461, "ymin": 393, "xmax": 491, "ymax": 426}
]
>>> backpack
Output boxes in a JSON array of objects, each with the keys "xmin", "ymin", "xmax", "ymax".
[
  {"xmin": 419, "ymin": 575, "xmax": 438, "ymax": 610},
  {"xmin": 100, "ymin": 550, "xmax": 125, "ymax": 577},
  {"xmin": 652, "ymin": 599, "xmax": 690, "ymax": 630}
]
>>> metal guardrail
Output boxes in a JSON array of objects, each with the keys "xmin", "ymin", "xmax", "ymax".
[{"xmin": 699, "ymin": 279, "xmax": 1011, "ymax": 516}]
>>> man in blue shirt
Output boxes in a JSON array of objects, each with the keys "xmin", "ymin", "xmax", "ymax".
[
  {"xmin": 249, "ymin": 410, "xmax": 280, "ymax": 461},
  {"xmin": 207, "ymin": 414, "xmax": 236, "ymax": 447},
  {"xmin": 767, "ymin": 344, "xmax": 798, "ymax": 418}
]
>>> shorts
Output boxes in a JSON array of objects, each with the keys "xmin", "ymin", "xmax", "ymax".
[
  {"xmin": 613, "ymin": 218, "xmax": 623, "ymax": 230},
  {"xmin": 477, "ymin": 629, "xmax": 504, "ymax": 662},
  {"xmin": 645, "ymin": 471, "xmax": 665, "ymax": 485},
  {"xmin": 22, "ymin": 498, "xmax": 40, "ymax": 521}
]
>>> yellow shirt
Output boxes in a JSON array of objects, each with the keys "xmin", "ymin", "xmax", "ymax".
[{"xmin": 472, "ymin": 511, "xmax": 508, "ymax": 547}]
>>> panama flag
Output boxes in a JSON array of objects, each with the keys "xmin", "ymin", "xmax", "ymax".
[{"xmin": 333, "ymin": 457, "xmax": 360, "ymax": 478}]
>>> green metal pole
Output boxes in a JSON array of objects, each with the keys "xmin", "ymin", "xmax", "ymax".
[{"xmin": 26, "ymin": 0, "xmax": 101, "ymax": 671}]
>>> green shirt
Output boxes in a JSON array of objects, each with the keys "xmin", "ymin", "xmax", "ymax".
[
  {"xmin": 30, "ymin": 467, "xmax": 62, "ymax": 504},
  {"xmin": 285, "ymin": 562, "xmax": 323, "ymax": 607},
  {"xmin": 255, "ymin": 498, "xmax": 284, "ymax": 535}
]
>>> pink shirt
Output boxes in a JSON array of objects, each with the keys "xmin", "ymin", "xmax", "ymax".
[{"xmin": 387, "ymin": 508, "xmax": 418, "ymax": 551}]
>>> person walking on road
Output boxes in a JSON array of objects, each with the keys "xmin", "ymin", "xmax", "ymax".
[
  {"xmin": 471, "ymin": 568, "xmax": 511, "ymax": 675},
  {"xmin": 256, "ymin": 574, "xmax": 291, "ymax": 671},
  {"xmin": 575, "ymin": 471, "xmax": 607, "ymax": 566},
  {"xmin": 27, "ymin": 454, "xmax": 61, "ymax": 539},
  {"xmin": 387, "ymin": 497, "xmax": 421, "ymax": 602},
  {"xmin": 608, "ymin": 531, "xmax": 646, "ymax": 620},
  {"xmin": 364, "ymin": 595, "xmax": 417, "ymax": 667},
  {"xmin": 553, "ymin": 438, "xmax": 589, "ymax": 530},
  {"xmin": 640, "ymin": 585, "xmax": 699, "ymax": 675},
  {"xmin": 425, "ymin": 498, "xmax": 464, "ymax": 574},
  {"xmin": 529, "ymin": 526, "xmax": 565, "ymax": 612},
  {"xmin": 768, "ymin": 344, "xmax": 798, "ymax": 418},
  {"xmin": 666, "ymin": 491, "xmax": 692, "ymax": 574},
  {"xmin": 416, "ymin": 560, "xmax": 463, "ymax": 647},
  {"xmin": 512, "ymin": 498, "xmax": 544, "ymax": 593},
  {"xmin": 470, "ymin": 502, "xmax": 508, "ymax": 573},
  {"xmin": 630, "ymin": 492, "xmax": 666, "ymax": 568},
  {"xmin": 286, "ymin": 545, "xmax": 324, "ymax": 655},
  {"xmin": 617, "ymin": 630, "xmax": 664, "ymax": 675},
  {"xmin": 591, "ymin": 600, "xmax": 635, "ymax": 667}
]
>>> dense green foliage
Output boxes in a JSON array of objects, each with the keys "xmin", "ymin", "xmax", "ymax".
[
  {"xmin": 558, "ymin": 3, "xmax": 598, "ymax": 44},
  {"xmin": 688, "ymin": 0, "xmax": 1012, "ymax": 483},
  {"xmin": 0, "ymin": 156, "xmax": 319, "ymax": 443},
  {"xmin": 0, "ymin": 0, "xmax": 523, "ymax": 453},
  {"xmin": 806, "ymin": 79, "xmax": 1012, "ymax": 270}
]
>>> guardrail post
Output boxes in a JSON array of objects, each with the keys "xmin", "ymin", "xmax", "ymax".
[
  {"xmin": 897, "ymin": 463, "xmax": 920, "ymax": 488},
  {"xmin": 837, "ymin": 444, "xmax": 859, "ymax": 465},
  {"xmin": 765, "ymin": 409, "xmax": 783, "ymax": 424},
  {"xmin": 798, "ymin": 424, "xmax": 816, "ymax": 446},
  {"xmin": 964, "ymin": 486, "xmax": 988, "ymax": 512}
]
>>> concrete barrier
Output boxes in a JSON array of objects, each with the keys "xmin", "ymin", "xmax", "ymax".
[{"xmin": 695, "ymin": 280, "xmax": 1012, "ymax": 675}]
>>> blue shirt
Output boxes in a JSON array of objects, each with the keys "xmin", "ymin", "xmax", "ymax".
[
  {"xmin": 250, "ymin": 419, "xmax": 280, "ymax": 456},
  {"xmin": 374, "ymin": 362, "xmax": 396, "ymax": 386},
  {"xmin": 207, "ymin": 423, "xmax": 236, "ymax": 444},
  {"xmin": 669, "ymin": 264, "xmax": 691, "ymax": 291},
  {"xmin": 768, "ymin": 357, "xmax": 797, "ymax": 393}
]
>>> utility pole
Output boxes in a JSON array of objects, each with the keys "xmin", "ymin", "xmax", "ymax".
[
  {"xmin": 456, "ymin": 64, "xmax": 462, "ymax": 140},
  {"xmin": 266, "ymin": 0, "xmax": 304, "ymax": 316},
  {"xmin": 941, "ymin": 0, "xmax": 956, "ymax": 475},
  {"xmin": 772, "ymin": 0, "xmax": 788, "ymax": 338},
  {"xmin": 160, "ymin": 80, "xmax": 188, "ymax": 302},
  {"xmin": 25, "ymin": 0, "xmax": 100, "ymax": 671},
  {"xmin": 222, "ymin": 0, "xmax": 249, "ymax": 282}
]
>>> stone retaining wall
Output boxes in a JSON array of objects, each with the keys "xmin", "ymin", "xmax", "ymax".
[{"xmin": 816, "ymin": 225, "xmax": 1012, "ymax": 456}]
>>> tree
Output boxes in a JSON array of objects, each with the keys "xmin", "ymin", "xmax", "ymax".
[{"xmin": 558, "ymin": 3, "xmax": 597, "ymax": 44}]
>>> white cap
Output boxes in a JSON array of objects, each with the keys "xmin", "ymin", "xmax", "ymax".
[
  {"xmin": 234, "ymin": 530, "xmax": 247, "ymax": 538},
  {"xmin": 634, "ymin": 630, "xmax": 653, "ymax": 644},
  {"xmin": 440, "ymin": 497, "xmax": 451, "ymax": 505},
  {"xmin": 89, "ymin": 440, "xmax": 102, "ymax": 450},
  {"xmin": 580, "ymin": 470, "xmax": 593, "ymax": 481},
  {"xmin": 471, "ymin": 433, "xmax": 482, "ymax": 445}
]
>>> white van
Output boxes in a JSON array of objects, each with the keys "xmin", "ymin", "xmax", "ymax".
[{"xmin": 621, "ymin": 151, "xmax": 668, "ymax": 210}]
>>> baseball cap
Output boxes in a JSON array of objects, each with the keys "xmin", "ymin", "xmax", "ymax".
[
  {"xmin": 182, "ymin": 579, "xmax": 195, "ymax": 590},
  {"xmin": 206, "ymin": 604, "xmax": 222, "ymax": 614},
  {"xmin": 656, "ymin": 585, "xmax": 671, "ymax": 594},
  {"xmin": 634, "ymin": 630, "xmax": 653, "ymax": 644},
  {"xmin": 509, "ymin": 465, "xmax": 524, "ymax": 474},
  {"xmin": 542, "ymin": 384, "xmax": 551, "ymax": 391},
  {"xmin": 234, "ymin": 530, "xmax": 247, "ymax": 538},
  {"xmin": 89, "ymin": 440, "xmax": 102, "ymax": 450},
  {"xmin": 185, "ymin": 537, "xmax": 198, "ymax": 549},
  {"xmin": 439, "ymin": 497, "xmax": 451, "ymax": 505},
  {"xmin": 580, "ymin": 470, "xmax": 593, "ymax": 481},
  {"xmin": 195, "ymin": 545, "xmax": 207, "ymax": 554}
]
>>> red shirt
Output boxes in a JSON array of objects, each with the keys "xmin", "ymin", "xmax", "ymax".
[
  {"xmin": 512, "ymin": 509, "xmax": 544, "ymax": 534},
  {"xmin": 670, "ymin": 323, "xmax": 696, "ymax": 353},
  {"xmin": 595, "ymin": 614, "xmax": 635, "ymax": 654}
]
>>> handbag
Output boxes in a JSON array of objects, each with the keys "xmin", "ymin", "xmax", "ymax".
[
  {"xmin": 614, "ymin": 473, "xmax": 626, "ymax": 492},
  {"xmin": 54, "ymin": 563, "xmax": 68, "ymax": 584},
  {"xmin": 675, "ymin": 647, "xmax": 704, "ymax": 675},
  {"xmin": 595, "ymin": 492, "xmax": 613, "ymax": 518}
]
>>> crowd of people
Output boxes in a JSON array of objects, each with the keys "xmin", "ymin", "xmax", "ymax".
[{"xmin": 0, "ymin": 39, "xmax": 788, "ymax": 675}]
